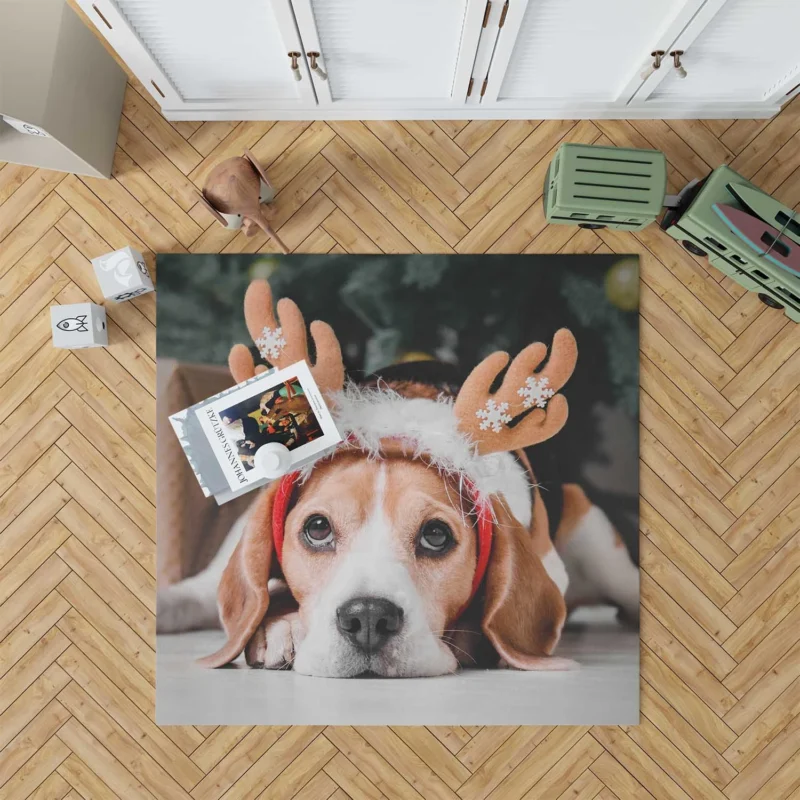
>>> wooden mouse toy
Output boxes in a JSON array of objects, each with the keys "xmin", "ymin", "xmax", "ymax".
[{"xmin": 198, "ymin": 149, "xmax": 289, "ymax": 254}]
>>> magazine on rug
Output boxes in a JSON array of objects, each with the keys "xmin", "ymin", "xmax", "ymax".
[{"xmin": 169, "ymin": 360, "xmax": 341, "ymax": 503}]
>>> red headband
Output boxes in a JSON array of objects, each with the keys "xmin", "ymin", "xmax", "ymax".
[{"xmin": 271, "ymin": 470, "xmax": 493, "ymax": 615}]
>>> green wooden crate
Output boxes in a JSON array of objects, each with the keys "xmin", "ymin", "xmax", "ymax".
[
  {"xmin": 661, "ymin": 164, "xmax": 800, "ymax": 323},
  {"xmin": 544, "ymin": 143, "xmax": 667, "ymax": 231}
]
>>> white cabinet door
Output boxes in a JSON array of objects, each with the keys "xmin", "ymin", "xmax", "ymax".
[
  {"xmin": 480, "ymin": 0, "xmax": 705, "ymax": 110},
  {"xmin": 289, "ymin": 0, "xmax": 486, "ymax": 109},
  {"xmin": 76, "ymin": 0, "xmax": 316, "ymax": 112},
  {"xmin": 633, "ymin": 0, "xmax": 800, "ymax": 108}
]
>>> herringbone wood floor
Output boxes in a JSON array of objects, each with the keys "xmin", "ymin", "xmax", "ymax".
[{"xmin": 2, "ymin": 46, "xmax": 800, "ymax": 799}]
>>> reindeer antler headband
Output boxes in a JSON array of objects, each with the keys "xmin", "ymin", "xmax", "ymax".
[
  {"xmin": 228, "ymin": 280, "xmax": 345, "ymax": 394},
  {"xmin": 228, "ymin": 279, "xmax": 577, "ymax": 472},
  {"xmin": 455, "ymin": 330, "xmax": 577, "ymax": 455}
]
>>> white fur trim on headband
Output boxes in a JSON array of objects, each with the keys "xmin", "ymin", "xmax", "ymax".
[{"xmin": 303, "ymin": 383, "xmax": 534, "ymax": 527}]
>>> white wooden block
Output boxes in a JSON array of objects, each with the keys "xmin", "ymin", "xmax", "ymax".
[
  {"xmin": 51, "ymin": 302, "xmax": 107, "ymax": 348},
  {"xmin": 91, "ymin": 246, "xmax": 154, "ymax": 302}
]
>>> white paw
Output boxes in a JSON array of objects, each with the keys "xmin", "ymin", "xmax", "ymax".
[{"xmin": 262, "ymin": 613, "xmax": 304, "ymax": 669}]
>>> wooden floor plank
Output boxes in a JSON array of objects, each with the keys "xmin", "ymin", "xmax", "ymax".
[
  {"xmin": 116, "ymin": 115, "xmax": 202, "ymax": 212},
  {"xmin": 0, "ymin": 699, "xmax": 71, "ymax": 790},
  {"xmin": 640, "ymin": 681, "xmax": 737, "ymax": 790},
  {"xmin": 454, "ymin": 119, "xmax": 577, "ymax": 230},
  {"xmin": 0, "ymin": 193, "xmax": 70, "ymax": 279},
  {"xmin": 456, "ymin": 726, "xmax": 550, "ymax": 800},
  {"xmin": 723, "ymin": 557, "xmax": 800, "ymax": 657},
  {"xmin": 400, "ymin": 121, "xmax": 469, "ymax": 175},
  {"xmin": 57, "ymin": 497, "xmax": 155, "ymax": 594},
  {"xmin": 364, "ymin": 120, "xmax": 469, "ymax": 210},
  {"xmin": 0, "ymin": 733, "xmax": 70, "ymax": 800},
  {"xmin": 453, "ymin": 121, "xmax": 506, "ymax": 155},
  {"xmin": 641, "ymin": 392, "xmax": 735, "ymax": 500},
  {"xmin": 453, "ymin": 121, "xmax": 539, "ymax": 192},
  {"xmin": 0, "ymin": 665, "xmax": 70, "ymax": 757},
  {"xmin": 324, "ymin": 130, "xmax": 462, "ymax": 250},
  {"xmin": 0, "ymin": 163, "xmax": 37, "ymax": 206},
  {"xmin": 0, "ymin": 407, "xmax": 70, "ymax": 499},
  {"xmin": 57, "ymin": 571, "xmax": 155, "ymax": 684},
  {"xmin": 57, "ymin": 645, "xmax": 203, "ymax": 787},
  {"xmin": 639, "ymin": 357, "xmax": 736, "ymax": 463},
  {"xmin": 121, "ymin": 86, "xmax": 202, "ymax": 176},
  {"xmin": 641, "ymin": 500, "xmax": 736, "ymax": 608},
  {"xmin": 110, "ymin": 148, "xmax": 202, "ymax": 249},
  {"xmin": 56, "ymin": 718, "xmax": 158, "ymax": 800},
  {"xmin": 641, "ymin": 538, "xmax": 736, "ymax": 642},
  {"xmin": 0, "ymin": 556, "xmax": 71, "ymax": 643},
  {"xmin": 484, "ymin": 727, "xmax": 590, "ymax": 800},
  {"xmin": 724, "ymin": 639, "xmax": 800, "ymax": 735},
  {"xmin": 640, "ymin": 427, "xmax": 736, "ymax": 537},
  {"xmin": 724, "ymin": 676, "xmax": 800, "ymax": 773},
  {"xmin": 0, "ymin": 229, "xmax": 68, "ymax": 317},
  {"xmin": 0, "ymin": 593, "xmax": 69, "ymax": 687},
  {"xmin": 56, "ymin": 536, "xmax": 153, "ymax": 641},
  {"xmin": 57, "ymin": 681, "xmax": 194, "ymax": 800},
  {"xmin": 0, "ymin": 518, "xmax": 72, "ymax": 613},
  {"xmin": 55, "ymin": 427, "xmax": 154, "ymax": 536},
  {"xmin": 642, "ymin": 575, "xmax": 738, "ymax": 684},
  {"xmin": 189, "ymin": 726, "xmax": 289, "ymax": 800},
  {"xmin": 264, "ymin": 122, "xmax": 336, "ymax": 193},
  {"xmin": 0, "ymin": 170, "xmax": 66, "ymax": 244}
]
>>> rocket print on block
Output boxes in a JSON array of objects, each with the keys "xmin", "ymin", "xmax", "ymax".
[
  {"xmin": 56, "ymin": 315, "xmax": 89, "ymax": 333},
  {"xmin": 50, "ymin": 303, "xmax": 107, "ymax": 349}
]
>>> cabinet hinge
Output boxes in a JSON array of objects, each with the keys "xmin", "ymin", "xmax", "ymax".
[
  {"xmin": 480, "ymin": 77, "xmax": 488, "ymax": 97},
  {"xmin": 482, "ymin": 0, "xmax": 491, "ymax": 27},
  {"xmin": 467, "ymin": 77, "xmax": 474, "ymax": 97},
  {"xmin": 499, "ymin": 1, "xmax": 509, "ymax": 27}
]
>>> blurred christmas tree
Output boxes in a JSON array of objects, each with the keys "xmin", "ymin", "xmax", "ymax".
[
  {"xmin": 157, "ymin": 254, "xmax": 255, "ymax": 366},
  {"xmin": 158, "ymin": 252, "xmax": 639, "ymax": 485}
]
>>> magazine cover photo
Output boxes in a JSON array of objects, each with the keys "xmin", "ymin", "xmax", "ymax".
[{"xmin": 219, "ymin": 377, "xmax": 323, "ymax": 469}]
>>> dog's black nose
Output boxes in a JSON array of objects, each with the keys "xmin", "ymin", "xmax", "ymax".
[{"xmin": 336, "ymin": 596, "xmax": 403, "ymax": 653}]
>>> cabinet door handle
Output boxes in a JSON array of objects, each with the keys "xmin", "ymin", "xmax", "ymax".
[
  {"xmin": 640, "ymin": 50, "xmax": 665, "ymax": 81},
  {"xmin": 307, "ymin": 52, "xmax": 328, "ymax": 81},
  {"xmin": 288, "ymin": 51, "xmax": 302, "ymax": 81},
  {"xmin": 670, "ymin": 50, "xmax": 687, "ymax": 79}
]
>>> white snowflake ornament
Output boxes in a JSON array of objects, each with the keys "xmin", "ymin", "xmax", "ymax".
[
  {"xmin": 255, "ymin": 325, "xmax": 287, "ymax": 361},
  {"xmin": 518, "ymin": 376, "xmax": 554, "ymax": 409},
  {"xmin": 475, "ymin": 399, "xmax": 512, "ymax": 433}
]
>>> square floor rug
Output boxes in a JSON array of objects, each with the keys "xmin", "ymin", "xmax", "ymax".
[{"xmin": 155, "ymin": 253, "xmax": 639, "ymax": 725}]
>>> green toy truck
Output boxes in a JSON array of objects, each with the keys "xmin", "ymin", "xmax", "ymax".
[
  {"xmin": 543, "ymin": 143, "xmax": 667, "ymax": 232},
  {"xmin": 544, "ymin": 142, "xmax": 800, "ymax": 322},
  {"xmin": 660, "ymin": 165, "xmax": 800, "ymax": 322}
]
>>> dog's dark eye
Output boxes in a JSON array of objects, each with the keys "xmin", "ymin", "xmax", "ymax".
[
  {"xmin": 418, "ymin": 520, "xmax": 454, "ymax": 555},
  {"xmin": 303, "ymin": 515, "xmax": 334, "ymax": 548}
]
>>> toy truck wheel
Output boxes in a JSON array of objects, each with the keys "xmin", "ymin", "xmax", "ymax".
[
  {"xmin": 578, "ymin": 223, "xmax": 607, "ymax": 229},
  {"xmin": 682, "ymin": 240, "xmax": 707, "ymax": 257},
  {"xmin": 758, "ymin": 293, "xmax": 784, "ymax": 310}
]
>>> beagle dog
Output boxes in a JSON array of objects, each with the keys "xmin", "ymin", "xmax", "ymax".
[{"xmin": 158, "ymin": 281, "xmax": 639, "ymax": 677}]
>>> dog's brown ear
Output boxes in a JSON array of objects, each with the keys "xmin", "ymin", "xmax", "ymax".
[
  {"xmin": 482, "ymin": 495, "xmax": 570, "ymax": 670},
  {"xmin": 197, "ymin": 483, "xmax": 278, "ymax": 668}
]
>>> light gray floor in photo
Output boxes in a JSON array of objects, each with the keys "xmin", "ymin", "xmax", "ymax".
[{"xmin": 157, "ymin": 607, "xmax": 639, "ymax": 725}]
